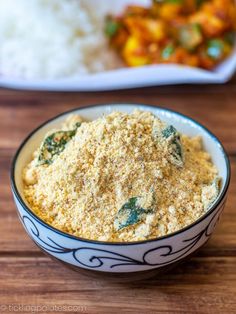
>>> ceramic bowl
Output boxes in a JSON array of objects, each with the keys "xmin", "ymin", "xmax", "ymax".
[{"xmin": 11, "ymin": 104, "xmax": 230, "ymax": 276}]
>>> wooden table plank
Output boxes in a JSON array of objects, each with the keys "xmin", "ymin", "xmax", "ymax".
[{"xmin": 0, "ymin": 256, "xmax": 236, "ymax": 313}]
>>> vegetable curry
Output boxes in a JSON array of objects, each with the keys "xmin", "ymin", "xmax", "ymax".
[{"xmin": 105, "ymin": 0, "xmax": 236, "ymax": 69}]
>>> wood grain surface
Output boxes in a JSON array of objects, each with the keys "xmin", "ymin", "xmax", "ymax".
[{"xmin": 0, "ymin": 79, "xmax": 236, "ymax": 314}]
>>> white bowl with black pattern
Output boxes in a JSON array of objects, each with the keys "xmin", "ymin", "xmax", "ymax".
[{"xmin": 11, "ymin": 104, "xmax": 230, "ymax": 276}]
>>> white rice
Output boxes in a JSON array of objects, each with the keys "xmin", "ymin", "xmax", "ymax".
[{"xmin": 0, "ymin": 0, "xmax": 121, "ymax": 79}]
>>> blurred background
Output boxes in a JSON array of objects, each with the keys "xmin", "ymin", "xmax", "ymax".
[{"xmin": 0, "ymin": 0, "xmax": 236, "ymax": 88}]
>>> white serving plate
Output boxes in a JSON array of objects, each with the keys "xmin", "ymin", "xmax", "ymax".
[{"xmin": 1, "ymin": 0, "xmax": 236, "ymax": 91}]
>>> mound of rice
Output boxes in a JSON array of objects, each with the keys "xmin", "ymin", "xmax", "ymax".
[{"xmin": 0, "ymin": 0, "xmax": 121, "ymax": 79}]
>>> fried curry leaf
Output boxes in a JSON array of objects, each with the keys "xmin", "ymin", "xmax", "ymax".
[
  {"xmin": 152, "ymin": 125, "xmax": 184, "ymax": 167},
  {"xmin": 38, "ymin": 122, "xmax": 81, "ymax": 165},
  {"xmin": 114, "ymin": 196, "xmax": 153, "ymax": 231},
  {"xmin": 161, "ymin": 125, "xmax": 184, "ymax": 167},
  {"xmin": 161, "ymin": 124, "xmax": 177, "ymax": 138}
]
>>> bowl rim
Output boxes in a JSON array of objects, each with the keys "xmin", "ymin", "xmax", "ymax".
[{"xmin": 10, "ymin": 103, "xmax": 231, "ymax": 246}]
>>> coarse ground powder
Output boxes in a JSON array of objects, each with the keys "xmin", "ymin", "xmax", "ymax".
[{"xmin": 23, "ymin": 110, "xmax": 219, "ymax": 242}]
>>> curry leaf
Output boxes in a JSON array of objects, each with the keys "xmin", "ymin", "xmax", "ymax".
[
  {"xmin": 38, "ymin": 122, "xmax": 81, "ymax": 165},
  {"xmin": 114, "ymin": 196, "xmax": 153, "ymax": 230},
  {"xmin": 162, "ymin": 125, "xmax": 184, "ymax": 167}
]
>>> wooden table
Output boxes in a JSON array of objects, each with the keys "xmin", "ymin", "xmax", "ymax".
[{"xmin": 1, "ymin": 79, "xmax": 236, "ymax": 314}]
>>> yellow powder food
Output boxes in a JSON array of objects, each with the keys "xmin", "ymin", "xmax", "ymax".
[{"xmin": 23, "ymin": 110, "xmax": 220, "ymax": 242}]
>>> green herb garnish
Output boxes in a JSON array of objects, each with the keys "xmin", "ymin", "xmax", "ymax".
[
  {"xmin": 162, "ymin": 125, "xmax": 184, "ymax": 167},
  {"xmin": 105, "ymin": 18, "xmax": 120, "ymax": 37},
  {"xmin": 38, "ymin": 122, "xmax": 81, "ymax": 165},
  {"xmin": 207, "ymin": 39, "xmax": 224, "ymax": 60},
  {"xmin": 114, "ymin": 196, "xmax": 154, "ymax": 230},
  {"xmin": 162, "ymin": 44, "xmax": 175, "ymax": 60}
]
